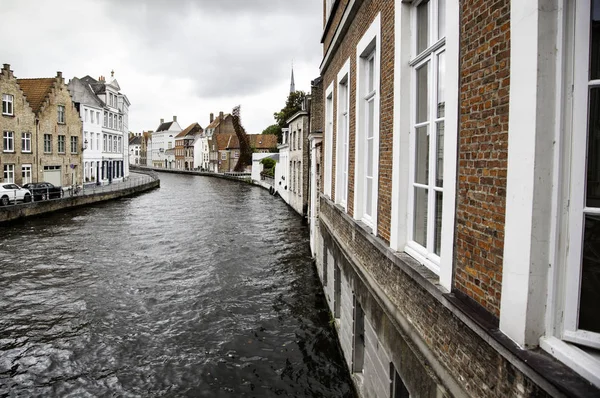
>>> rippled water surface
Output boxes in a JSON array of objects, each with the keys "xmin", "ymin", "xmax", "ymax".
[{"xmin": 0, "ymin": 173, "xmax": 354, "ymax": 397}]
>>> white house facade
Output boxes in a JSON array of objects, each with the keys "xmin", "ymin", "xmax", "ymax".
[{"xmin": 152, "ymin": 116, "xmax": 181, "ymax": 168}]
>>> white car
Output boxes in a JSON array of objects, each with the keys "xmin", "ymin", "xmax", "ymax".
[{"xmin": 0, "ymin": 183, "xmax": 32, "ymax": 206}]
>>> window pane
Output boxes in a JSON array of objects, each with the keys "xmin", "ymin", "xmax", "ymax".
[
  {"xmin": 415, "ymin": 126, "xmax": 429, "ymax": 185},
  {"xmin": 438, "ymin": 0, "xmax": 446, "ymax": 40},
  {"xmin": 417, "ymin": 0, "xmax": 429, "ymax": 54},
  {"xmin": 413, "ymin": 187, "xmax": 428, "ymax": 246},
  {"xmin": 366, "ymin": 177, "xmax": 373, "ymax": 217},
  {"xmin": 578, "ymin": 214, "xmax": 600, "ymax": 333},
  {"xmin": 436, "ymin": 121, "xmax": 444, "ymax": 187},
  {"xmin": 367, "ymin": 137, "xmax": 374, "ymax": 177},
  {"xmin": 591, "ymin": 0, "xmax": 600, "ymax": 80},
  {"xmin": 416, "ymin": 63, "xmax": 429, "ymax": 123},
  {"xmin": 437, "ymin": 51, "xmax": 446, "ymax": 118},
  {"xmin": 368, "ymin": 98, "xmax": 375, "ymax": 139},
  {"xmin": 434, "ymin": 191, "xmax": 443, "ymax": 255},
  {"xmin": 368, "ymin": 55, "xmax": 375, "ymax": 93},
  {"xmin": 588, "ymin": 88, "xmax": 600, "ymax": 207}
]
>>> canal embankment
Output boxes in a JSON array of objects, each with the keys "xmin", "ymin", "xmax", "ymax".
[{"xmin": 0, "ymin": 171, "xmax": 159, "ymax": 224}]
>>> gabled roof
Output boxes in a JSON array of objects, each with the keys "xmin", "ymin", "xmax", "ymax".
[
  {"xmin": 216, "ymin": 133, "xmax": 235, "ymax": 150},
  {"xmin": 206, "ymin": 113, "xmax": 231, "ymax": 130},
  {"xmin": 80, "ymin": 75, "xmax": 106, "ymax": 95},
  {"xmin": 129, "ymin": 136, "xmax": 142, "ymax": 146},
  {"xmin": 68, "ymin": 77, "xmax": 104, "ymax": 108},
  {"xmin": 249, "ymin": 134, "xmax": 278, "ymax": 150},
  {"xmin": 16, "ymin": 78, "xmax": 55, "ymax": 114},
  {"xmin": 176, "ymin": 122, "xmax": 203, "ymax": 138},
  {"xmin": 156, "ymin": 121, "xmax": 174, "ymax": 132}
]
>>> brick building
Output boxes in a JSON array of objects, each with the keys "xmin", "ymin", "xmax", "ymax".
[
  {"xmin": 1, "ymin": 64, "xmax": 82, "ymax": 188},
  {"xmin": 310, "ymin": 0, "xmax": 600, "ymax": 396},
  {"xmin": 175, "ymin": 122, "xmax": 203, "ymax": 170}
]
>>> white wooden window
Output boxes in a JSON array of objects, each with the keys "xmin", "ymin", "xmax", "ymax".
[
  {"xmin": 407, "ymin": 0, "xmax": 446, "ymax": 271},
  {"xmin": 3, "ymin": 131, "xmax": 14, "ymax": 152},
  {"xmin": 563, "ymin": 0, "xmax": 600, "ymax": 349},
  {"xmin": 3, "ymin": 164, "xmax": 14, "ymax": 183},
  {"xmin": 21, "ymin": 132, "xmax": 31, "ymax": 153},
  {"xmin": 2, "ymin": 94, "xmax": 13, "ymax": 115},
  {"xmin": 354, "ymin": 14, "xmax": 380, "ymax": 230},
  {"xmin": 57, "ymin": 105, "xmax": 65, "ymax": 124},
  {"xmin": 336, "ymin": 60, "xmax": 351, "ymax": 210},
  {"xmin": 21, "ymin": 164, "xmax": 31, "ymax": 185},
  {"xmin": 324, "ymin": 82, "xmax": 334, "ymax": 198}
]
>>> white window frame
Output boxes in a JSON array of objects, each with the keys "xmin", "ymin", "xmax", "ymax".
[
  {"xmin": 3, "ymin": 131, "xmax": 14, "ymax": 152},
  {"xmin": 354, "ymin": 13, "xmax": 381, "ymax": 232},
  {"xmin": 21, "ymin": 164, "xmax": 32, "ymax": 185},
  {"xmin": 2, "ymin": 94, "xmax": 14, "ymax": 115},
  {"xmin": 336, "ymin": 59, "xmax": 351, "ymax": 210},
  {"xmin": 3, "ymin": 164, "xmax": 15, "ymax": 183},
  {"xmin": 391, "ymin": 0, "xmax": 457, "ymax": 290},
  {"xmin": 405, "ymin": 0, "xmax": 447, "ymax": 272},
  {"xmin": 21, "ymin": 132, "xmax": 31, "ymax": 153},
  {"xmin": 324, "ymin": 82, "xmax": 334, "ymax": 198},
  {"xmin": 57, "ymin": 105, "xmax": 65, "ymax": 124}
]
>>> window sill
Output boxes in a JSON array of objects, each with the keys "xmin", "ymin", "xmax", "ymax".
[
  {"xmin": 2, "ymin": 113, "xmax": 14, "ymax": 117},
  {"xmin": 3, "ymin": 150, "xmax": 15, "ymax": 153},
  {"xmin": 540, "ymin": 336, "xmax": 600, "ymax": 388},
  {"xmin": 22, "ymin": 151, "xmax": 32, "ymax": 154}
]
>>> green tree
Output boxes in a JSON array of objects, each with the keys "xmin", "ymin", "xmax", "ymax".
[
  {"xmin": 261, "ymin": 124, "xmax": 282, "ymax": 140},
  {"xmin": 274, "ymin": 90, "xmax": 306, "ymax": 130}
]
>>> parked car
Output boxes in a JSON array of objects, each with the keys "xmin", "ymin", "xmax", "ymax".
[
  {"xmin": 22, "ymin": 182, "xmax": 63, "ymax": 201},
  {"xmin": 0, "ymin": 184, "xmax": 32, "ymax": 206}
]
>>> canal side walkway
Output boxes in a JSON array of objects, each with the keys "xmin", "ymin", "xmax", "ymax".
[{"xmin": 0, "ymin": 171, "xmax": 160, "ymax": 224}]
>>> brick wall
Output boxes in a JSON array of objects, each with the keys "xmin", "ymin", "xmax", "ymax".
[
  {"xmin": 0, "ymin": 65, "xmax": 36, "ymax": 185},
  {"xmin": 322, "ymin": 0, "xmax": 351, "ymax": 56},
  {"xmin": 320, "ymin": 0, "xmax": 395, "ymax": 240},
  {"xmin": 454, "ymin": 0, "xmax": 511, "ymax": 316}
]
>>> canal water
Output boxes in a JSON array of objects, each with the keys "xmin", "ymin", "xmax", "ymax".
[{"xmin": 0, "ymin": 173, "xmax": 355, "ymax": 397}]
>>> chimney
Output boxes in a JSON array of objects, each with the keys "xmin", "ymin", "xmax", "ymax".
[
  {"xmin": 160, "ymin": 118, "xmax": 164, "ymax": 124},
  {"xmin": 219, "ymin": 111, "xmax": 224, "ymax": 121},
  {"xmin": 173, "ymin": 115, "xmax": 177, "ymax": 122},
  {"xmin": 210, "ymin": 113, "xmax": 214, "ymax": 123}
]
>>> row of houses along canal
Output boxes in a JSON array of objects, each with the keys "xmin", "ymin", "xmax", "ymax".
[{"xmin": 0, "ymin": 172, "xmax": 355, "ymax": 397}]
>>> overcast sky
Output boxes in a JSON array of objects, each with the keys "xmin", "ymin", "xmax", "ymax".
[{"xmin": 3, "ymin": 0, "xmax": 323, "ymax": 134}]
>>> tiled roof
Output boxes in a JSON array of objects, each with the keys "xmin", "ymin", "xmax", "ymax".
[
  {"xmin": 249, "ymin": 134, "xmax": 278, "ymax": 149},
  {"xmin": 17, "ymin": 78, "xmax": 55, "ymax": 114},
  {"xmin": 176, "ymin": 122, "xmax": 203, "ymax": 138},
  {"xmin": 206, "ymin": 113, "xmax": 231, "ymax": 130},
  {"xmin": 129, "ymin": 136, "xmax": 142, "ymax": 146},
  {"xmin": 156, "ymin": 121, "xmax": 174, "ymax": 132},
  {"xmin": 215, "ymin": 133, "xmax": 235, "ymax": 150}
]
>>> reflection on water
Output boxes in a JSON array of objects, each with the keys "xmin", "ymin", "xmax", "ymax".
[{"xmin": 0, "ymin": 173, "xmax": 354, "ymax": 397}]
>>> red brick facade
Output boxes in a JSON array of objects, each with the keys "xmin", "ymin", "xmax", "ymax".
[{"xmin": 454, "ymin": 0, "xmax": 511, "ymax": 316}]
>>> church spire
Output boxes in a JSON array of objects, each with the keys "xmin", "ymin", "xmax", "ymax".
[{"xmin": 290, "ymin": 62, "xmax": 296, "ymax": 93}]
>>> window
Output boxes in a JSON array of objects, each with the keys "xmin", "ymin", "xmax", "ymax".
[
  {"xmin": 104, "ymin": 112, "xmax": 107, "ymax": 127},
  {"xmin": 407, "ymin": 0, "xmax": 446, "ymax": 266},
  {"xmin": 91, "ymin": 111, "xmax": 94, "ymax": 124},
  {"xmin": 71, "ymin": 136, "xmax": 78, "ymax": 153},
  {"xmin": 355, "ymin": 14, "xmax": 380, "ymax": 229},
  {"xmin": 21, "ymin": 164, "xmax": 32, "ymax": 185},
  {"xmin": 324, "ymin": 83, "xmax": 334, "ymax": 197},
  {"xmin": 103, "ymin": 134, "xmax": 107, "ymax": 152},
  {"xmin": 221, "ymin": 152, "xmax": 227, "ymax": 160},
  {"xmin": 391, "ymin": 365, "xmax": 410, "ymax": 398},
  {"xmin": 117, "ymin": 137, "xmax": 121, "ymax": 153},
  {"xmin": 352, "ymin": 298, "xmax": 365, "ymax": 373},
  {"xmin": 96, "ymin": 112, "xmax": 100, "ymax": 124},
  {"xmin": 3, "ymin": 131, "xmax": 14, "ymax": 152},
  {"xmin": 58, "ymin": 135, "xmax": 65, "ymax": 153},
  {"xmin": 562, "ymin": 0, "xmax": 600, "ymax": 349},
  {"xmin": 119, "ymin": 116, "xmax": 122, "ymax": 131},
  {"xmin": 336, "ymin": 61, "xmax": 351, "ymax": 209},
  {"xmin": 2, "ymin": 94, "xmax": 14, "ymax": 115},
  {"xmin": 57, "ymin": 105, "xmax": 65, "ymax": 123},
  {"xmin": 3, "ymin": 164, "xmax": 14, "ymax": 183},
  {"xmin": 21, "ymin": 132, "xmax": 31, "ymax": 153},
  {"xmin": 97, "ymin": 133, "xmax": 100, "ymax": 151},
  {"xmin": 44, "ymin": 134, "xmax": 51, "ymax": 153},
  {"xmin": 109, "ymin": 113, "xmax": 113, "ymax": 129},
  {"xmin": 234, "ymin": 151, "xmax": 239, "ymax": 158},
  {"xmin": 85, "ymin": 109, "xmax": 89, "ymax": 122}
]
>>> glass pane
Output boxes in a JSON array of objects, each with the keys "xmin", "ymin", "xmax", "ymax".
[
  {"xmin": 436, "ymin": 121, "xmax": 444, "ymax": 187},
  {"xmin": 438, "ymin": 0, "xmax": 446, "ymax": 40},
  {"xmin": 416, "ymin": 63, "xmax": 429, "ymax": 123},
  {"xmin": 434, "ymin": 191, "xmax": 443, "ymax": 255},
  {"xmin": 591, "ymin": 0, "xmax": 600, "ymax": 80},
  {"xmin": 368, "ymin": 56, "xmax": 375, "ymax": 93},
  {"xmin": 437, "ymin": 52, "xmax": 446, "ymax": 118},
  {"xmin": 417, "ymin": 0, "xmax": 429, "ymax": 54},
  {"xmin": 368, "ymin": 99, "xmax": 375, "ymax": 139},
  {"xmin": 367, "ymin": 137, "xmax": 374, "ymax": 177},
  {"xmin": 415, "ymin": 126, "xmax": 429, "ymax": 185},
  {"xmin": 413, "ymin": 187, "xmax": 428, "ymax": 246},
  {"xmin": 578, "ymin": 214, "xmax": 600, "ymax": 333},
  {"xmin": 588, "ymin": 88, "xmax": 600, "ymax": 207},
  {"xmin": 366, "ymin": 177, "xmax": 373, "ymax": 217}
]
